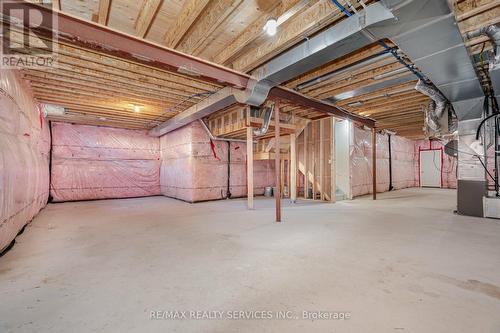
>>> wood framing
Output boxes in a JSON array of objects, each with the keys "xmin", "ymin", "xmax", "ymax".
[
  {"xmin": 247, "ymin": 124, "xmax": 254, "ymax": 210},
  {"xmin": 330, "ymin": 117, "xmax": 336, "ymax": 203},
  {"xmin": 303, "ymin": 126, "xmax": 309, "ymax": 199},
  {"xmin": 275, "ymin": 100, "xmax": 282, "ymax": 223},
  {"xmin": 97, "ymin": 0, "xmax": 111, "ymax": 25},
  {"xmin": 163, "ymin": 0, "xmax": 211, "ymax": 48},
  {"xmin": 176, "ymin": 0, "xmax": 244, "ymax": 56},
  {"xmin": 372, "ymin": 127, "xmax": 377, "ymax": 200},
  {"xmin": 290, "ymin": 132, "xmax": 297, "ymax": 202},
  {"xmin": 135, "ymin": 0, "xmax": 163, "ymax": 38},
  {"xmin": 20, "ymin": 0, "xmax": 497, "ymax": 138},
  {"xmin": 319, "ymin": 119, "xmax": 325, "ymax": 201}
]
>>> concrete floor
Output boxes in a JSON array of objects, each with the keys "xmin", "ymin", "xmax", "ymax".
[{"xmin": 1, "ymin": 188, "xmax": 500, "ymax": 332}]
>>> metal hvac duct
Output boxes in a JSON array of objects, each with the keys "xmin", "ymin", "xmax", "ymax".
[
  {"xmin": 253, "ymin": 104, "xmax": 274, "ymax": 137},
  {"xmin": 151, "ymin": 0, "xmax": 485, "ymax": 137},
  {"xmin": 149, "ymin": 3, "xmax": 394, "ymax": 136},
  {"xmin": 415, "ymin": 79, "xmax": 449, "ymax": 130},
  {"xmin": 414, "ymin": 80, "xmax": 448, "ymax": 118},
  {"xmin": 249, "ymin": 2, "xmax": 394, "ymax": 102},
  {"xmin": 368, "ymin": 0, "xmax": 485, "ymax": 119},
  {"xmin": 466, "ymin": 25, "xmax": 500, "ymax": 65}
]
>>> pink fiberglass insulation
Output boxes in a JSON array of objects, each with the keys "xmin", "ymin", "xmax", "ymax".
[
  {"xmin": 50, "ymin": 122, "xmax": 160, "ymax": 202},
  {"xmin": 0, "ymin": 69, "xmax": 50, "ymax": 252},
  {"xmin": 350, "ymin": 126, "xmax": 417, "ymax": 198},
  {"xmin": 160, "ymin": 121, "xmax": 274, "ymax": 202},
  {"xmin": 391, "ymin": 135, "xmax": 419, "ymax": 190}
]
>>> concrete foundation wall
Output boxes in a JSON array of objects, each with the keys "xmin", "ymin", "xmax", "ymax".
[
  {"xmin": 0, "ymin": 69, "xmax": 50, "ymax": 252},
  {"xmin": 50, "ymin": 123, "xmax": 161, "ymax": 202}
]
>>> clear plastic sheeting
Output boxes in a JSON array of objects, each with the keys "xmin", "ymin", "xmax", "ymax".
[
  {"xmin": 350, "ymin": 126, "xmax": 418, "ymax": 198},
  {"xmin": 0, "ymin": 69, "xmax": 50, "ymax": 252},
  {"xmin": 160, "ymin": 121, "xmax": 274, "ymax": 203},
  {"xmin": 50, "ymin": 123, "xmax": 160, "ymax": 202},
  {"xmin": 392, "ymin": 135, "xmax": 419, "ymax": 190}
]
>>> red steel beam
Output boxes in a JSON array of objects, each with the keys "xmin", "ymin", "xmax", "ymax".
[
  {"xmin": 269, "ymin": 87, "xmax": 376, "ymax": 128},
  {"xmin": 3, "ymin": 1, "xmax": 375, "ymax": 128},
  {"xmin": 2, "ymin": 0, "xmax": 250, "ymax": 88}
]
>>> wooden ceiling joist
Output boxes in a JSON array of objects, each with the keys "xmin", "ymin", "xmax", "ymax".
[
  {"xmin": 163, "ymin": 0, "xmax": 211, "ymax": 48},
  {"xmin": 213, "ymin": 0, "xmax": 310, "ymax": 65},
  {"xmin": 231, "ymin": 0, "xmax": 345, "ymax": 72},
  {"xmin": 176, "ymin": 0, "xmax": 244, "ymax": 56},
  {"xmin": 135, "ymin": 0, "xmax": 164, "ymax": 38},
  {"xmin": 97, "ymin": 0, "xmax": 111, "ymax": 25},
  {"xmin": 6, "ymin": 0, "xmax": 497, "ymax": 137}
]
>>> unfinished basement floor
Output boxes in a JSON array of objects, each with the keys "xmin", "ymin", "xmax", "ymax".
[{"xmin": 1, "ymin": 188, "xmax": 500, "ymax": 332}]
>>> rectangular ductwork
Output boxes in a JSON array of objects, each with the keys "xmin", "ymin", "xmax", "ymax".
[
  {"xmin": 368, "ymin": 0, "xmax": 485, "ymax": 120},
  {"xmin": 149, "ymin": 2, "xmax": 393, "ymax": 136}
]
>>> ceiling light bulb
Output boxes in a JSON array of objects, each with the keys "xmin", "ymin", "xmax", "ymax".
[
  {"xmin": 264, "ymin": 18, "xmax": 277, "ymax": 36},
  {"xmin": 134, "ymin": 105, "xmax": 140, "ymax": 113}
]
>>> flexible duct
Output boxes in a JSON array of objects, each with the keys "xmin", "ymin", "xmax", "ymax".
[
  {"xmin": 253, "ymin": 104, "xmax": 274, "ymax": 137},
  {"xmin": 415, "ymin": 80, "xmax": 449, "ymax": 132},
  {"xmin": 466, "ymin": 25, "xmax": 500, "ymax": 63},
  {"xmin": 415, "ymin": 80, "xmax": 448, "ymax": 118}
]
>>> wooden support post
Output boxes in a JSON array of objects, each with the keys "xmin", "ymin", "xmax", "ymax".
[
  {"xmin": 290, "ymin": 132, "xmax": 297, "ymax": 203},
  {"xmin": 372, "ymin": 127, "xmax": 377, "ymax": 200},
  {"xmin": 247, "ymin": 113, "xmax": 254, "ymax": 209},
  {"xmin": 303, "ymin": 125, "xmax": 308, "ymax": 199},
  {"xmin": 319, "ymin": 119, "xmax": 325, "ymax": 201},
  {"xmin": 288, "ymin": 151, "xmax": 291, "ymax": 197},
  {"xmin": 330, "ymin": 117, "xmax": 336, "ymax": 203},
  {"xmin": 275, "ymin": 99, "xmax": 281, "ymax": 222},
  {"xmin": 281, "ymin": 157, "xmax": 285, "ymax": 195},
  {"xmin": 312, "ymin": 122, "xmax": 316, "ymax": 200}
]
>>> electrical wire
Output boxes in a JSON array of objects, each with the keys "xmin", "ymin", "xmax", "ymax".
[
  {"xmin": 329, "ymin": 0, "xmax": 426, "ymax": 81},
  {"xmin": 331, "ymin": 0, "xmax": 353, "ymax": 17},
  {"xmin": 433, "ymin": 139, "xmax": 500, "ymax": 188}
]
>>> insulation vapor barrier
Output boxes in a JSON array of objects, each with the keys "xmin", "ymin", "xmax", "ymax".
[
  {"xmin": 350, "ymin": 126, "xmax": 419, "ymax": 198},
  {"xmin": 415, "ymin": 139, "xmax": 458, "ymax": 189},
  {"xmin": 160, "ymin": 121, "xmax": 274, "ymax": 203},
  {"xmin": 0, "ymin": 69, "xmax": 50, "ymax": 252},
  {"xmin": 50, "ymin": 123, "xmax": 161, "ymax": 202}
]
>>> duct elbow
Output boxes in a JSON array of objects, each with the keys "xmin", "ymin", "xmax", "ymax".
[
  {"xmin": 466, "ymin": 25, "xmax": 500, "ymax": 60},
  {"xmin": 415, "ymin": 80, "xmax": 449, "ymax": 130},
  {"xmin": 253, "ymin": 105, "xmax": 274, "ymax": 137},
  {"xmin": 415, "ymin": 80, "xmax": 448, "ymax": 106}
]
